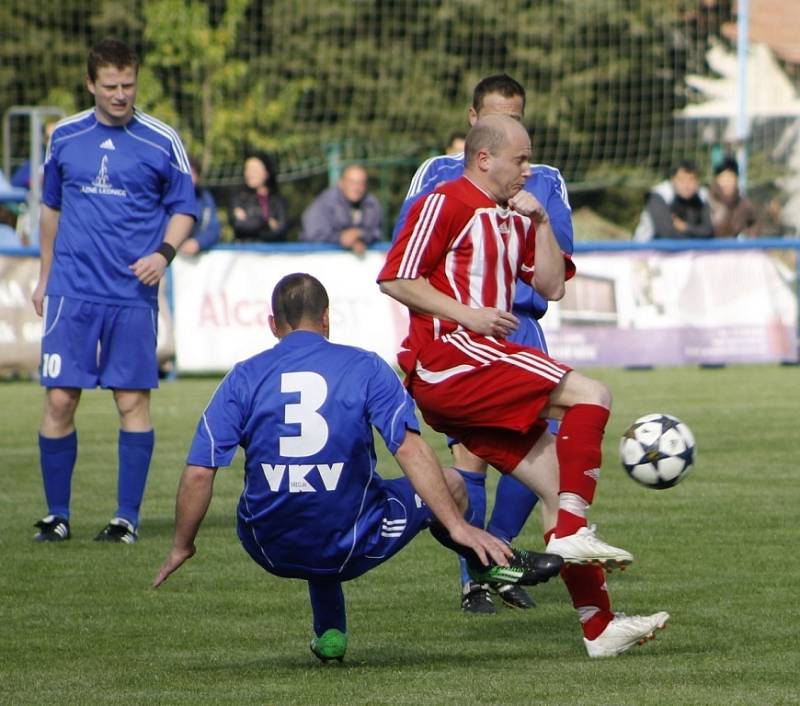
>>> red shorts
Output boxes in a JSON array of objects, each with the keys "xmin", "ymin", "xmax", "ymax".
[{"xmin": 406, "ymin": 331, "xmax": 571, "ymax": 473}]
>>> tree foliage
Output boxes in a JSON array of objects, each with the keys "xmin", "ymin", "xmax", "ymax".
[{"xmin": 2, "ymin": 0, "xmax": 734, "ymax": 212}]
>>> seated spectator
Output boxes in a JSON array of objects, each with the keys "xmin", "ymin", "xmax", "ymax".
[
  {"xmin": 634, "ymin": 160, "xmax": 713, "ymax": 241},
  {"xmin": 11, "ymin": 120, "xmax": 58, "ymax": 190},
  {"xmin": 0, "ymin": 204, "xmax": 21, "ymax": 248},
  {"xmin": 0, "ymin": 169, "xmax": 26, "ymax": 247},
  {"xmin": 708, "ymin": 156, "xmax": 759, "ymax": 238},
  {"xmin": 179, "ymin": 157, "xmax": 221, "ymax": 255},
  {"xmin": 228, "ymin": 152, "xmax": 289, "ymax": 242},
  {"xmin": 299, "ymin": 164, "xmax": 382, "ymax": 254},
  {"xmin": 445, "ymin": 130, "xmax": 467, "ymax": 155}
]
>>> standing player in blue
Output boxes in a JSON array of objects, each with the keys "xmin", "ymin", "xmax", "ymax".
[
  {"xmin": 30, "ymin": 39, "xmax": 197, "ymax": 543},
  {"xmin": 393, "ymin": 74, "xmax": 574, "ymax": 614},
  {"xmin": 153, "ymin": 273, "xmax": 561, "ymax": 662}
]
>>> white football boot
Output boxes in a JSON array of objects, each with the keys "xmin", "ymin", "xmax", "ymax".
[
  {"xmin": 584, "ymin": 611, "xmax": 670, "ymax": 657},
  {"xmin": 545, "ymin": 524, "xmax": 633, "ymax": 569}
]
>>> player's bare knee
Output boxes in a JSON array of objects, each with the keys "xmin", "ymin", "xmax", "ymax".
[
  {"xmin": 113, "ymin": 389, "xmax": 152, "ymax": 429},
  {"xmin": 451, "ymin": 443, "xmax": 488, "ymax": 473},
  {"xmin": 44, "ymin": 388, "xmax": 80, "ymax": 427},
  {"xmin": 574, "ymin": 375, "xmax": 612, "ymax": 409},
  {"xmin": 591, "ymin": 379, "xmax": 612, "ymax": 409}
]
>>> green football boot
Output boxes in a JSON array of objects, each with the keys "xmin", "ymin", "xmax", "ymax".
[
  {"xmin": 467, "ymin": 547, "xmax": 563, "ymax": 586},
  {"xmin": 310, "ymin": 629, "xmax": 348, "ymax": 663}
]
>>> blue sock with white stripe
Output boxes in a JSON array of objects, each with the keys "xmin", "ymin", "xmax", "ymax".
[
  {"xmin": 455, "ymin": 469, "xmax": 487, "ymax": 585},
  {"xmin": 116, "ymin": 429, "xmax": 154, "ymax": 528},
  {"xmin": 308, "ymin": 581, "xmax": 347, "ymax": 636},
  {"xmin": 39, "ymin": 431, "xmax": 77, "ymax": 519}
]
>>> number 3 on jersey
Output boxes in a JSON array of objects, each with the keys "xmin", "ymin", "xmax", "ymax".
[{"xmin": 279, "ymin": 371, "xmax": 329, "ymax": 457}]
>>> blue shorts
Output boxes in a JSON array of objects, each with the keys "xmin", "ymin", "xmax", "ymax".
[
  {"xmin": 238, "ymin": 475, "xmax": 435, "ymax": 583},
  {"xmin": 40, "ymin": 295, "xmax": 159, "ymax": 389}
]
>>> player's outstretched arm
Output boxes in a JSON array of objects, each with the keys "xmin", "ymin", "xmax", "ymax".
[
  {"xmin": 393, "ymin": 432, "xmax": 512, "ymax": 568},
  {"xmin": 153, "ymin": 464, "xmax": 217, "ymax": 588}
]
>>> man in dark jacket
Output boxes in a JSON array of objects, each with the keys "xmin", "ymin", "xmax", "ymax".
[
  {"xmin": 634, "ymin": 160, "xmax": 713, "ymax": 241},
  {"xmin": 299, "ymin": 164, "xmax": 382, "ymax": 254}
]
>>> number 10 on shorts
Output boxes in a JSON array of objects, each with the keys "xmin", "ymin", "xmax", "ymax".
[{"xmin": 41, "ymin": 353, "xmax": 62, "ymax": 378}]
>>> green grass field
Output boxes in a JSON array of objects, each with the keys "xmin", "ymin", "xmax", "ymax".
[{"xmin": 2, "ymin": 365, "xmax": 798, "ymax": 706}]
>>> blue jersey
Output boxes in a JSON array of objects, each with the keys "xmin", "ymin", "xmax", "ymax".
[
  {"xmin": 42, "ymin": 108, "xmax": 197, "ymax": 306},
  {"xmin": 393, "ymin": 154, "xmax": 574, "ymax": 319},
  {"xmin": 187, "ymin": 330, "xmax": 421, "ymax": 575}
]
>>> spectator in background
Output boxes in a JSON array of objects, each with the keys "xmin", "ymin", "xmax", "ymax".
[
  {"xmin": 0, "ymin": 204, "xmax": 21, "ymax": 247},
  {"xmin": 0, "ymin": 169, "xmax": 25, "ymax": 247},
  {"xmin": 445, "ymin": 130, "xmax": 467, "ymax": 156},
  {"xmin": 11, "ymin": 120, "xmax": 59, "ymax": 190},
  {"xmin": 633, "ymin": 159, "xmax": 713, "ymax": 241},
  {"xmin": 179, "ymin": 157, "xmax": 221, "ymax": 255},
  {"xmin": 299, "ymin": 164, "xmax": 382, "ymax": 254},
  {"xmin": 708, "ymin": 156, "xmax": 759, "ymax": 238},
  {"xmin": 229, "ymin": 152, "xmax": 289, "ymax": 242}
]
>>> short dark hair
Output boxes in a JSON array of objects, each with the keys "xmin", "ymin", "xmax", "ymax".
[
  {"xmin": 87, "ymin": 38, "xmax": 139, "ymax": 82},
  {"xmin": 271, "ymin": 273, "xmax": 329, "ymax": 330},
  {"xmin": 472, "ymin": 74, "xmax": 526, "ymax": 113},
  {"xmin": 669, "ymin": 159, "xmax": 699, "ymax": 177}
]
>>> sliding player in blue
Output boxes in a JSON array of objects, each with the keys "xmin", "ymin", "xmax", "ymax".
[
  {"xmin": 31, "ymin": 38, "xmax": 196, "ymax": 544},
  {"xmin": 394, "ymin": 74, "xmax": 574, "ymax": 613},
  {"xmin": 153, "ymin": 273, "xmax": 562, "ymax": 662}
]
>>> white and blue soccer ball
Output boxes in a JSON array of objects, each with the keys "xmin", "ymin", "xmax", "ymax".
[{"xmin": 619, "ymin": 413, "xmax": 696, "ymax": 489}]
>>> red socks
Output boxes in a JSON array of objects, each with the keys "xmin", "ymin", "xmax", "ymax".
[
  {"xmin": 545, "ymin": 528, "xmax": 613, "ymax": 639},
  {"xmin": 556, "ymin": 403, "xmax": 609, "ymax": 501},
  {"xmin": 554, "ymin": 404, "xmax": 610, "ymax": 538}
]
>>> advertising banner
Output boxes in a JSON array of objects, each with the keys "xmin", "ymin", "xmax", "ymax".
[
  {"xmin": 2, "ymin": 245, "xmax": 796, "ymax": 377},
  {"xmin": 0, "ymin": 256, "xmax": 41, "ymax": 374},
  {"xmin": 171, "ymin": 250, "xmax": 408, "ymax": 372},
  {"xmin": 542, "ymin": 249, "xmax": 798, "ymax": 366},
  {"xmin": 0, "ymin": 254, "xmax": 175, "ymax": 377}
]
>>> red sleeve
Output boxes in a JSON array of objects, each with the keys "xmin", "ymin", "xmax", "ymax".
[
  {"xmin": 517, "ymin": 220, "xmax": 577, "ymax": 286},
  {"xmin": 564, "ymin": 254, "xmax": 576, "ymax": 281},
  {"xmin": 378, "ymin": 192, "xmax": 456, "ymax": 282}
]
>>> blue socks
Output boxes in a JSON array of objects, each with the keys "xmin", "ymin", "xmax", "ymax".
[
  {"xmin": 455, "ymin": 469, "xmax": 487, "ymax": 585},
  {"xmin": 487, "ymin": 474, "xmax": 539, "ymax": 544},
  {"xmin": 454, "ymin": 469, "xmax": 540, "ymax": 584},
  {"xmin": 116, "ymin": 429, "xmax": 155, "ymax": 528},
  {"xmin": 39, "ymin": 428, "xmax": 154, "ymax": 527},
  {"xmin": 39, "ymin": 431, "xmax": 77, "ymax": 519},
  {"xmin": 308, "ymin": 581, "xmax": 347, "ymax": 637}
]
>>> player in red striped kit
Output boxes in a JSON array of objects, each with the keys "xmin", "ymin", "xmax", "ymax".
[{"xmin": 379, "ymin": 114, "xmax": 669, "ymax": 657}]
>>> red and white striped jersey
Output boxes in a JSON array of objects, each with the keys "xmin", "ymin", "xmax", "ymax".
[{"xmin": 379, "ymin": 176, "xmax": 574, "ymax": 356}]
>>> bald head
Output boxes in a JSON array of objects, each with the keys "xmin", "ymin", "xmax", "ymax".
[
  {"xmin": 464, "ymin": 114, "xmax": 528, "ymax": 167},
  {"xmin": 464, "ymin": 115, "xmax": 531, "ymax": 204}
]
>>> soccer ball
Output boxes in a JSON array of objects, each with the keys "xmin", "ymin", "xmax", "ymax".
[{"xmin": 619, "ymin": 413, "xmax": 696, "ymax": 489}]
